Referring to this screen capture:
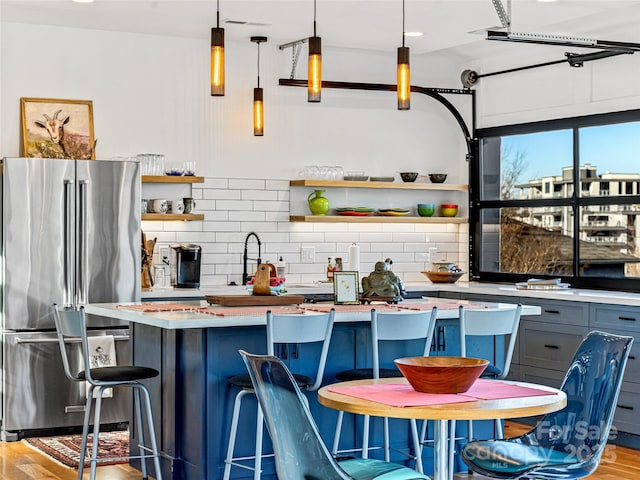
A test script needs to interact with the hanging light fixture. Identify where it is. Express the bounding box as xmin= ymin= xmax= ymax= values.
xmin=251 ymin=36 xmax=267 ymax=136
xmin=397 ymin=0 xmax=410 ymax=110
xmin=308 ymin=0 xmax=322 ymax=102
xmin=210 ymin=0 xmax=225 ymax=96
